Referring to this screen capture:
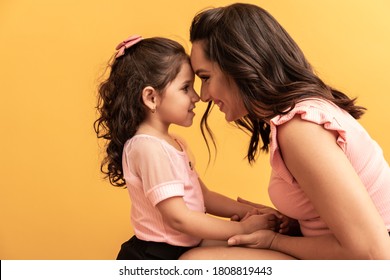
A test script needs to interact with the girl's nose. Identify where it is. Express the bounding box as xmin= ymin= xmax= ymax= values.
xmin=192 ymin=90 xmax=201 ymax=103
